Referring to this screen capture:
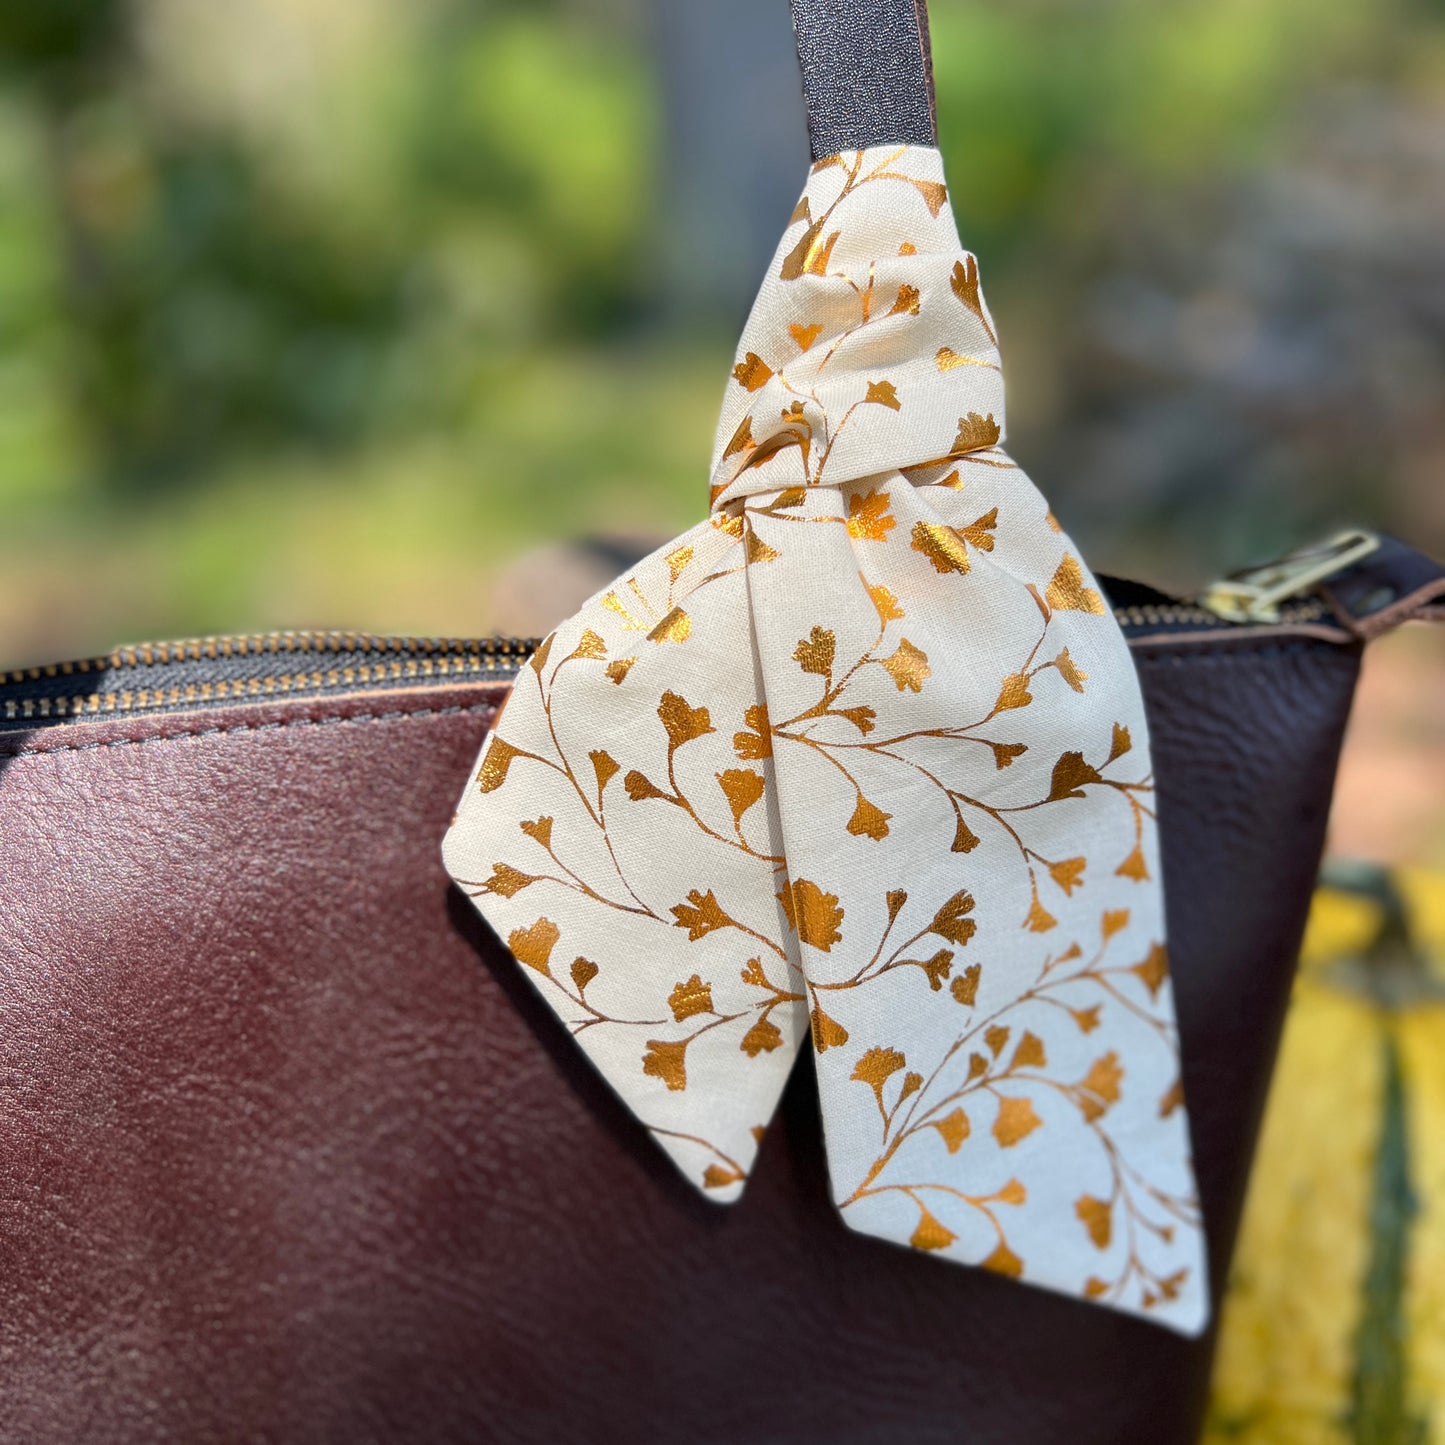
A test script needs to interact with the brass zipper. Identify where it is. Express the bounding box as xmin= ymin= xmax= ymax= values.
xmin=0 ymin=530 xmax=1370 ymax=731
